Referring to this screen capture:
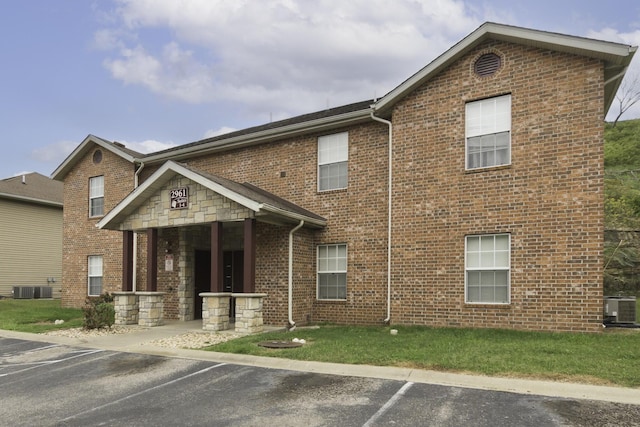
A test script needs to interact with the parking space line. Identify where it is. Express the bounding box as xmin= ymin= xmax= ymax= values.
xmin=0 ymin=349 xmax=105 ymax=377
xmin=362 ymin=381 xmax=414 ymax=427
xmin=59 ymin=362 xmax=228 ymax=423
